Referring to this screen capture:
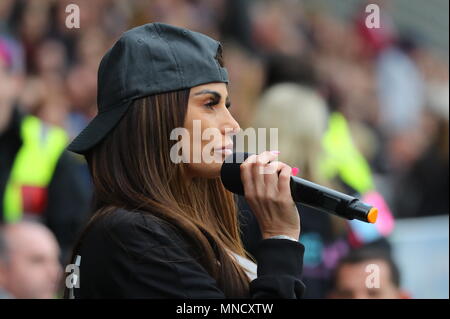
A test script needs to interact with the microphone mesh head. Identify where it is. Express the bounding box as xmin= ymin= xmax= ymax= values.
xmin=220 ymin=152 xmax=252 ymax=196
